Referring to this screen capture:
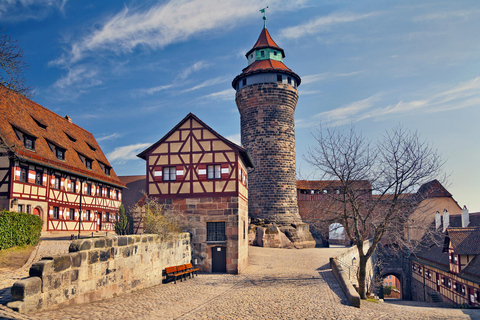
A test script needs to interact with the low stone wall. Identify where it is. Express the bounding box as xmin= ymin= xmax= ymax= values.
xmin=7 ymin=233 xmax=191 ymax=313
xmin=330 ymin=239 xmax=377 ymax=307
